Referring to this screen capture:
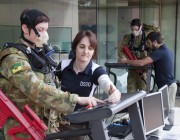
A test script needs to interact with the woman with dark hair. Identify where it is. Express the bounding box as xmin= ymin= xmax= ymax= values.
xmin=56 ymin=30 xmax=121 ymax=110
xmin=55 ymin=30 xmax=121 ymax=140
